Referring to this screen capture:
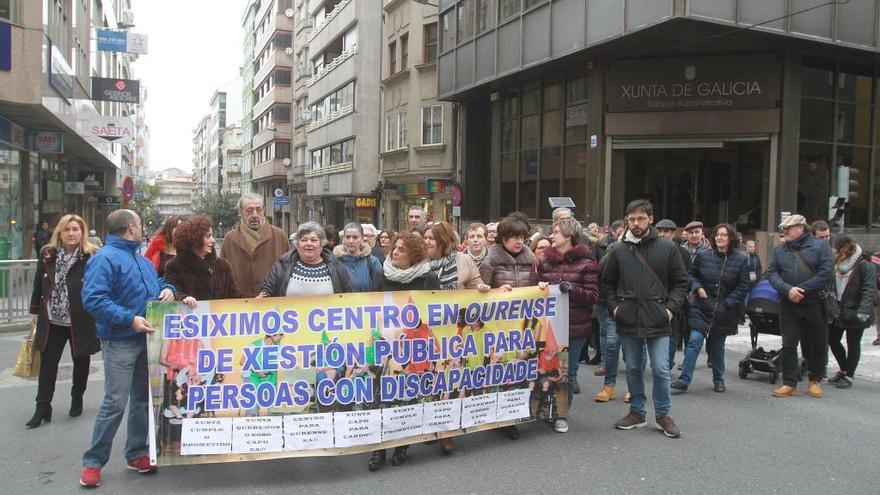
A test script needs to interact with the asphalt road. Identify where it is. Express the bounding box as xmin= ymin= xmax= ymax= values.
xmin=1 ymin=328 xmax=878 ymax=495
